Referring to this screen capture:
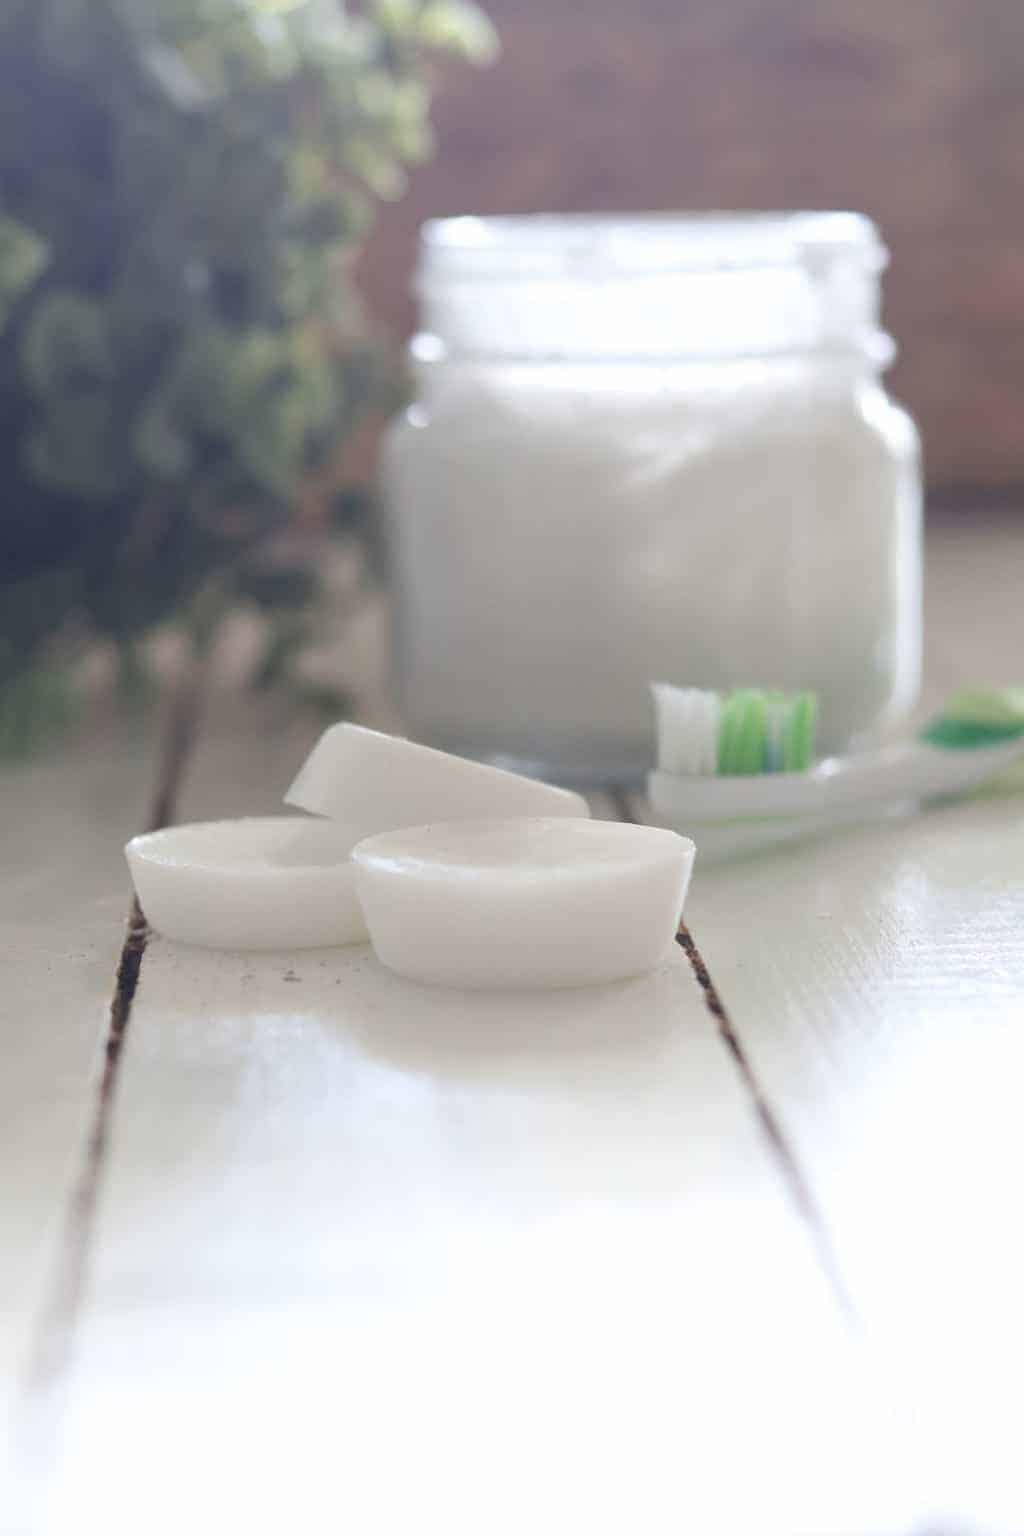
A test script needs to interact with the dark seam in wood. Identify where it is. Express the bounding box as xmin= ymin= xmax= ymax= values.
xmin=675 ymin=921 xmax=858 ymax=1325
xmin=24 ymin=899 xmax=150 ymax=1397
xmin=609 ymin=785 xmax=857 ymax=1322
xmin=21 ymin=670 xmax=203 ymax=1412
